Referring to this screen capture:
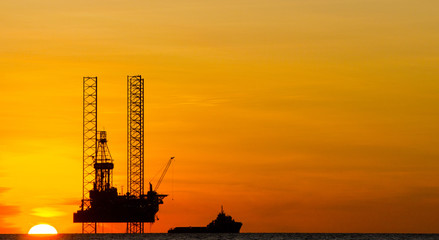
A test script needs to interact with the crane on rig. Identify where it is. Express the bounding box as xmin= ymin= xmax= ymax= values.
xmin=153 ymin=157 xmax=175 ymax=192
